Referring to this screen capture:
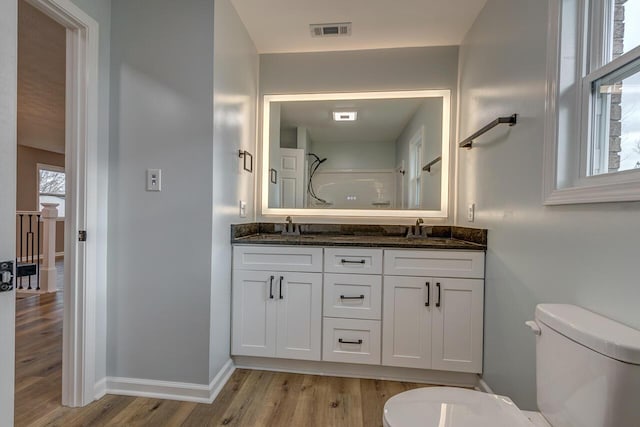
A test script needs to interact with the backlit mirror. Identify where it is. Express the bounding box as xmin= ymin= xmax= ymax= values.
xmin=262 ymin=90 xmax=450 ymax=218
